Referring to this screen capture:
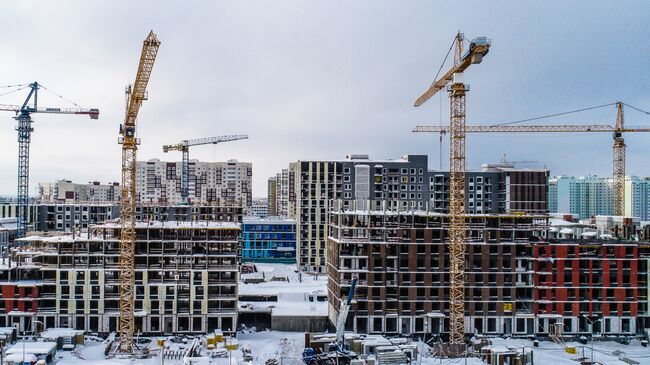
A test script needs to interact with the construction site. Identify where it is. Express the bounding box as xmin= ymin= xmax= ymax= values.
xmin=0 ymin=1 xmax=649 ymax=364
